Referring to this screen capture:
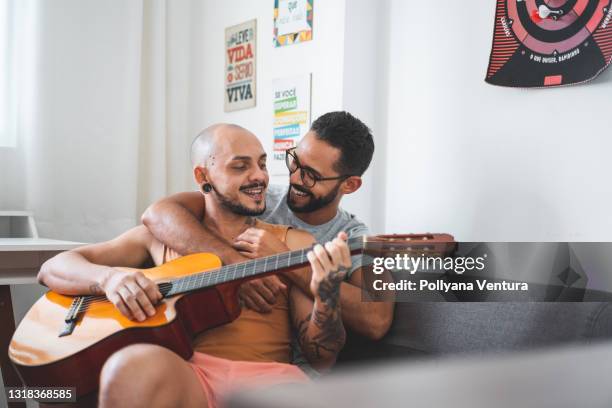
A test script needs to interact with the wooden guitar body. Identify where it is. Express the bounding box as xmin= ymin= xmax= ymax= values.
xmin=8 ymin=253 xmax=240 ymax=398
